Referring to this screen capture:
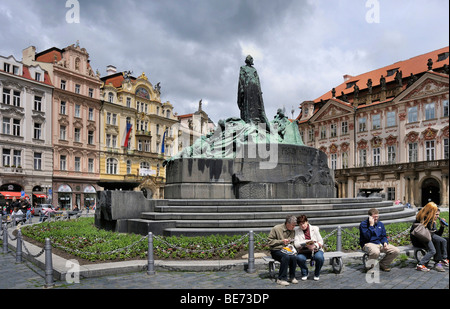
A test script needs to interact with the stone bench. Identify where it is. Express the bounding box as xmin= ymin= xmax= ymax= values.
xmin=262 ymin=251 xmax=344 ymax=278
